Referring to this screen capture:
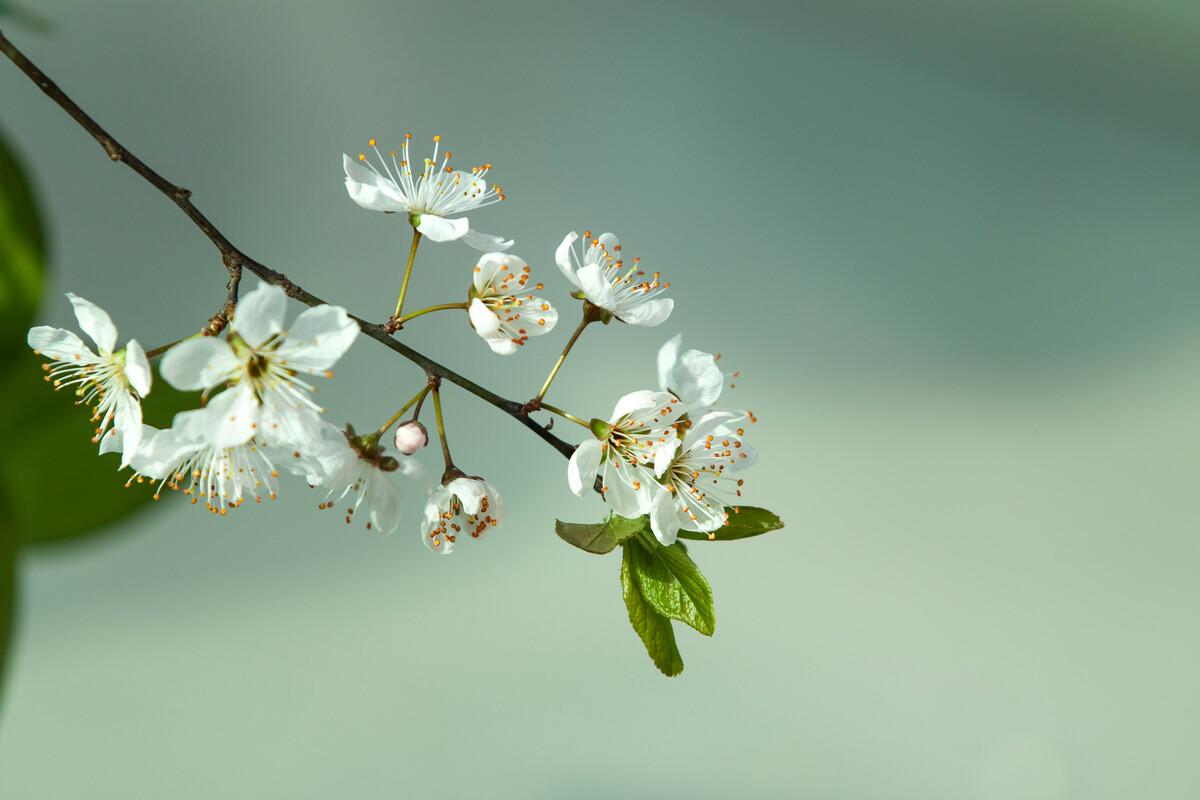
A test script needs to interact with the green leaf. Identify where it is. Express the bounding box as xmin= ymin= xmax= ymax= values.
xmin=0 ymin=351 xmax=198 ymax=546
xmin=0 ymin=125 xmax=46 ymax=368
xmin=555 ymin=513 xmax=646 ymax=554
xmin=621 ymin=545 xmax=683 ymax=677
xmin=675 ymin=506 xmax=785 ymax=542
xmin=630 ymin=532 xmax=715 ymax=636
